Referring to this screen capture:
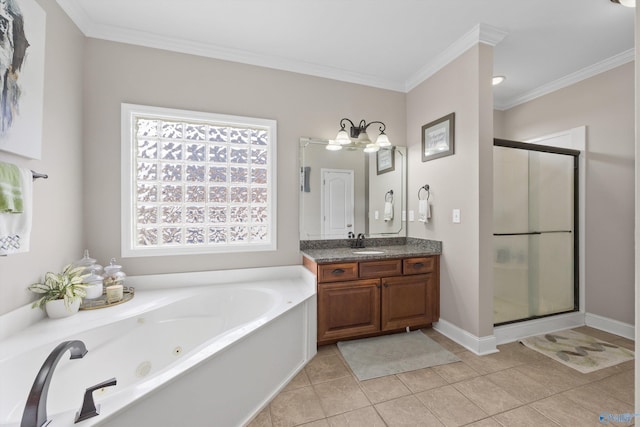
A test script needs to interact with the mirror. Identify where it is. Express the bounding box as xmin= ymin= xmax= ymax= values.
xmin=299 ymin=138 xmax=406 ymax=240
